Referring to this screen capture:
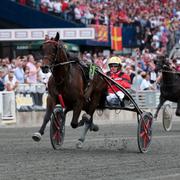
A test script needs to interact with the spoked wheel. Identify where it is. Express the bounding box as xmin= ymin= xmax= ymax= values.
xmin=50 ymin=105 xmax=65 ymax=150
xmin=137 ymin=112 xmax=153 ymax=153
xmin=162 ymin=104 xmax=173 ymax=132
